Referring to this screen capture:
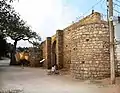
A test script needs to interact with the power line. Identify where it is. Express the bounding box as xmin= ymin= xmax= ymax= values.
xmin=100 ymin=0 xmax=109 ymax=20
xmin=82 ymin=0 xmax=104 ymax=17
xmin=113 ymin=2 xmax=120 ymax=8
xmin=113 ymin=1 xmax=120 ymax=15
xmin=114 ymin=9 xmax=120 ymax=14
xmin=115 ymin=0 xmax=120 ymax=3
xmin=72 ymin=0 xmax=104 ymax=23
xmin=100 ymin=0 xmax=106 ymax=11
